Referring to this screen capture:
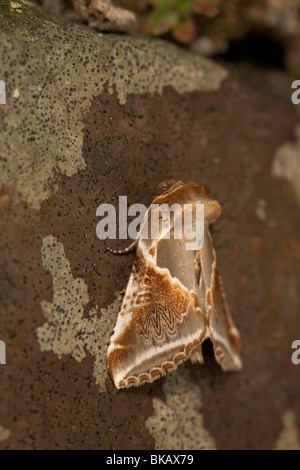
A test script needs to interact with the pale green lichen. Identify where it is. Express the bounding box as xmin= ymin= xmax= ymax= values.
xmin=0 ymin=425 xmax=10 ymax=442
xmin=0 ymin=2 xmax=227 ymax=209
xmin=36 ymin=235 xmax=122 ymax=391
xmin=272 ymin=124 xmax=300 ymax=206
xmin=275 ymin=410 xmax=300 ymax=450
xmin=146 ymin=369 xmax=217 ymax=450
